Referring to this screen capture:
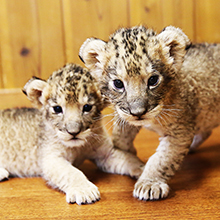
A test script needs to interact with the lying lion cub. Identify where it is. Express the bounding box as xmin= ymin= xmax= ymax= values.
xmin=0 ymin=63 xmax=144 ymax=205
